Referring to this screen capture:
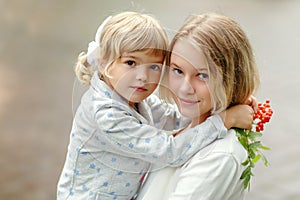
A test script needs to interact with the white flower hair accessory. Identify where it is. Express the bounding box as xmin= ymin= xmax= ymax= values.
xmin=86 ymin=16 xmax=112 ymax=67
